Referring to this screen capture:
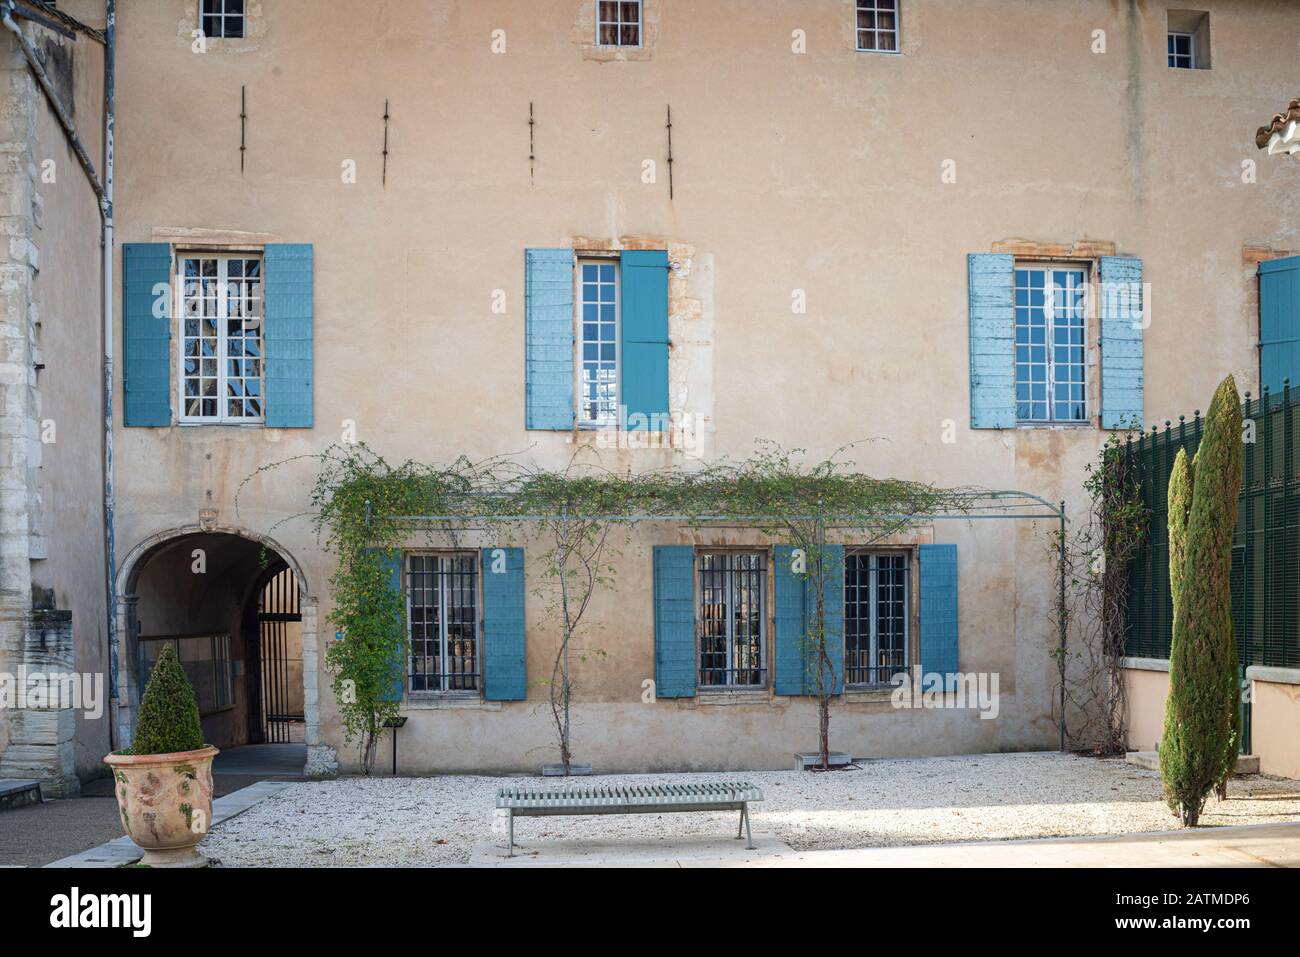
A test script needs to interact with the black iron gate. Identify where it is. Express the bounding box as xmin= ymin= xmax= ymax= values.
xmin=258 ymin=567 xmax=303 ymax=743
